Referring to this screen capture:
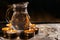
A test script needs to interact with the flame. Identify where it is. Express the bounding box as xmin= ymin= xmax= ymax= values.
xmin=24 ymin=29 xmax=34 ymax=33
xmin=29 ymin=23 xmax=36 ymax=29
xmin=2 ymin=27 xmax=10 ymax=31
xmin=6 ymin=23 xmax=12 ymax=27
